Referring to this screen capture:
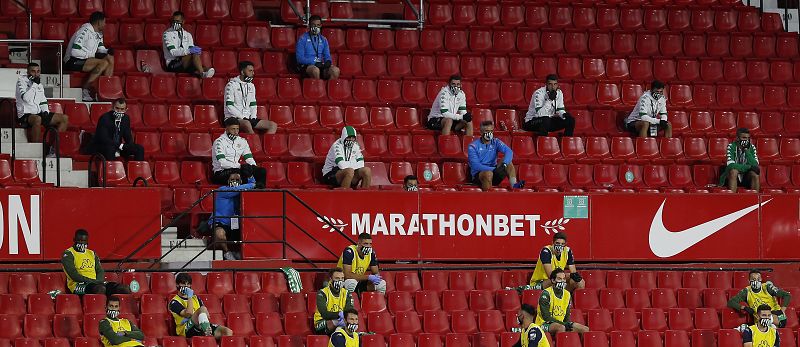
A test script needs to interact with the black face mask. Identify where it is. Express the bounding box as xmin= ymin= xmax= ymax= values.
xmin=547 ymin=89 xmax=557 ymax=101
xmin=242 ymin=75 xmax=253 ymax=83
xmin=106 ymin=309 xmax=119 ymax=319
xmin=739 ymin=139 xmax=750 ymax=147
xmin=227 ymin=133 xmax=237 ymax=141
xmin=74 ymin=243 xmax=87 ymax=252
